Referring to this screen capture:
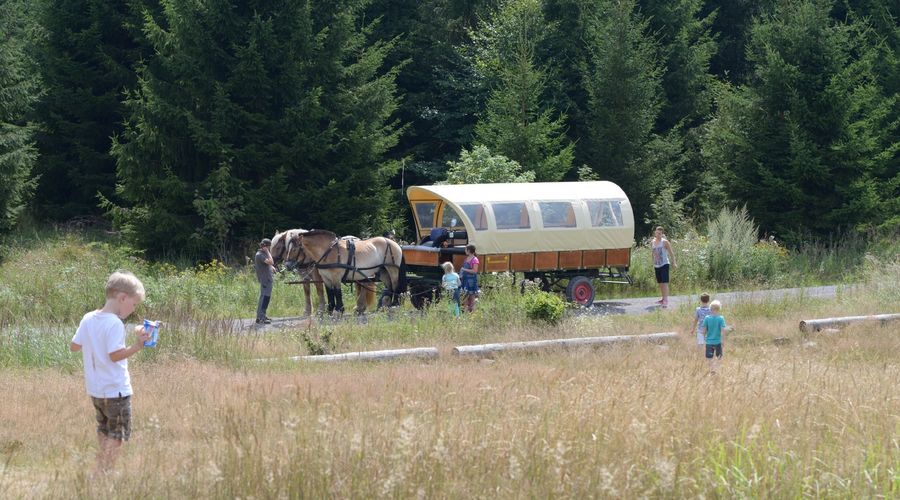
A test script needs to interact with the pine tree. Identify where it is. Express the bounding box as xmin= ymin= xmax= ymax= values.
xmin=472 ymin=0 xmax=574 ymax=182
xmin=365 ymin=0 xmax=495 ymax=187
xmin=108 ymin=0 xmax=404 ymax=257
xmin=640 ymin=0 xmax=719 ymax=222
xmin=0 ymin=0 xmax=40 ymax=232
xmin=580 ymin=0 xmax=665 ymax=223
xmin=33 ymin=0 xmax=150 ymax=220
xmin=703 ymin=0 xmax=899 ymax=240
